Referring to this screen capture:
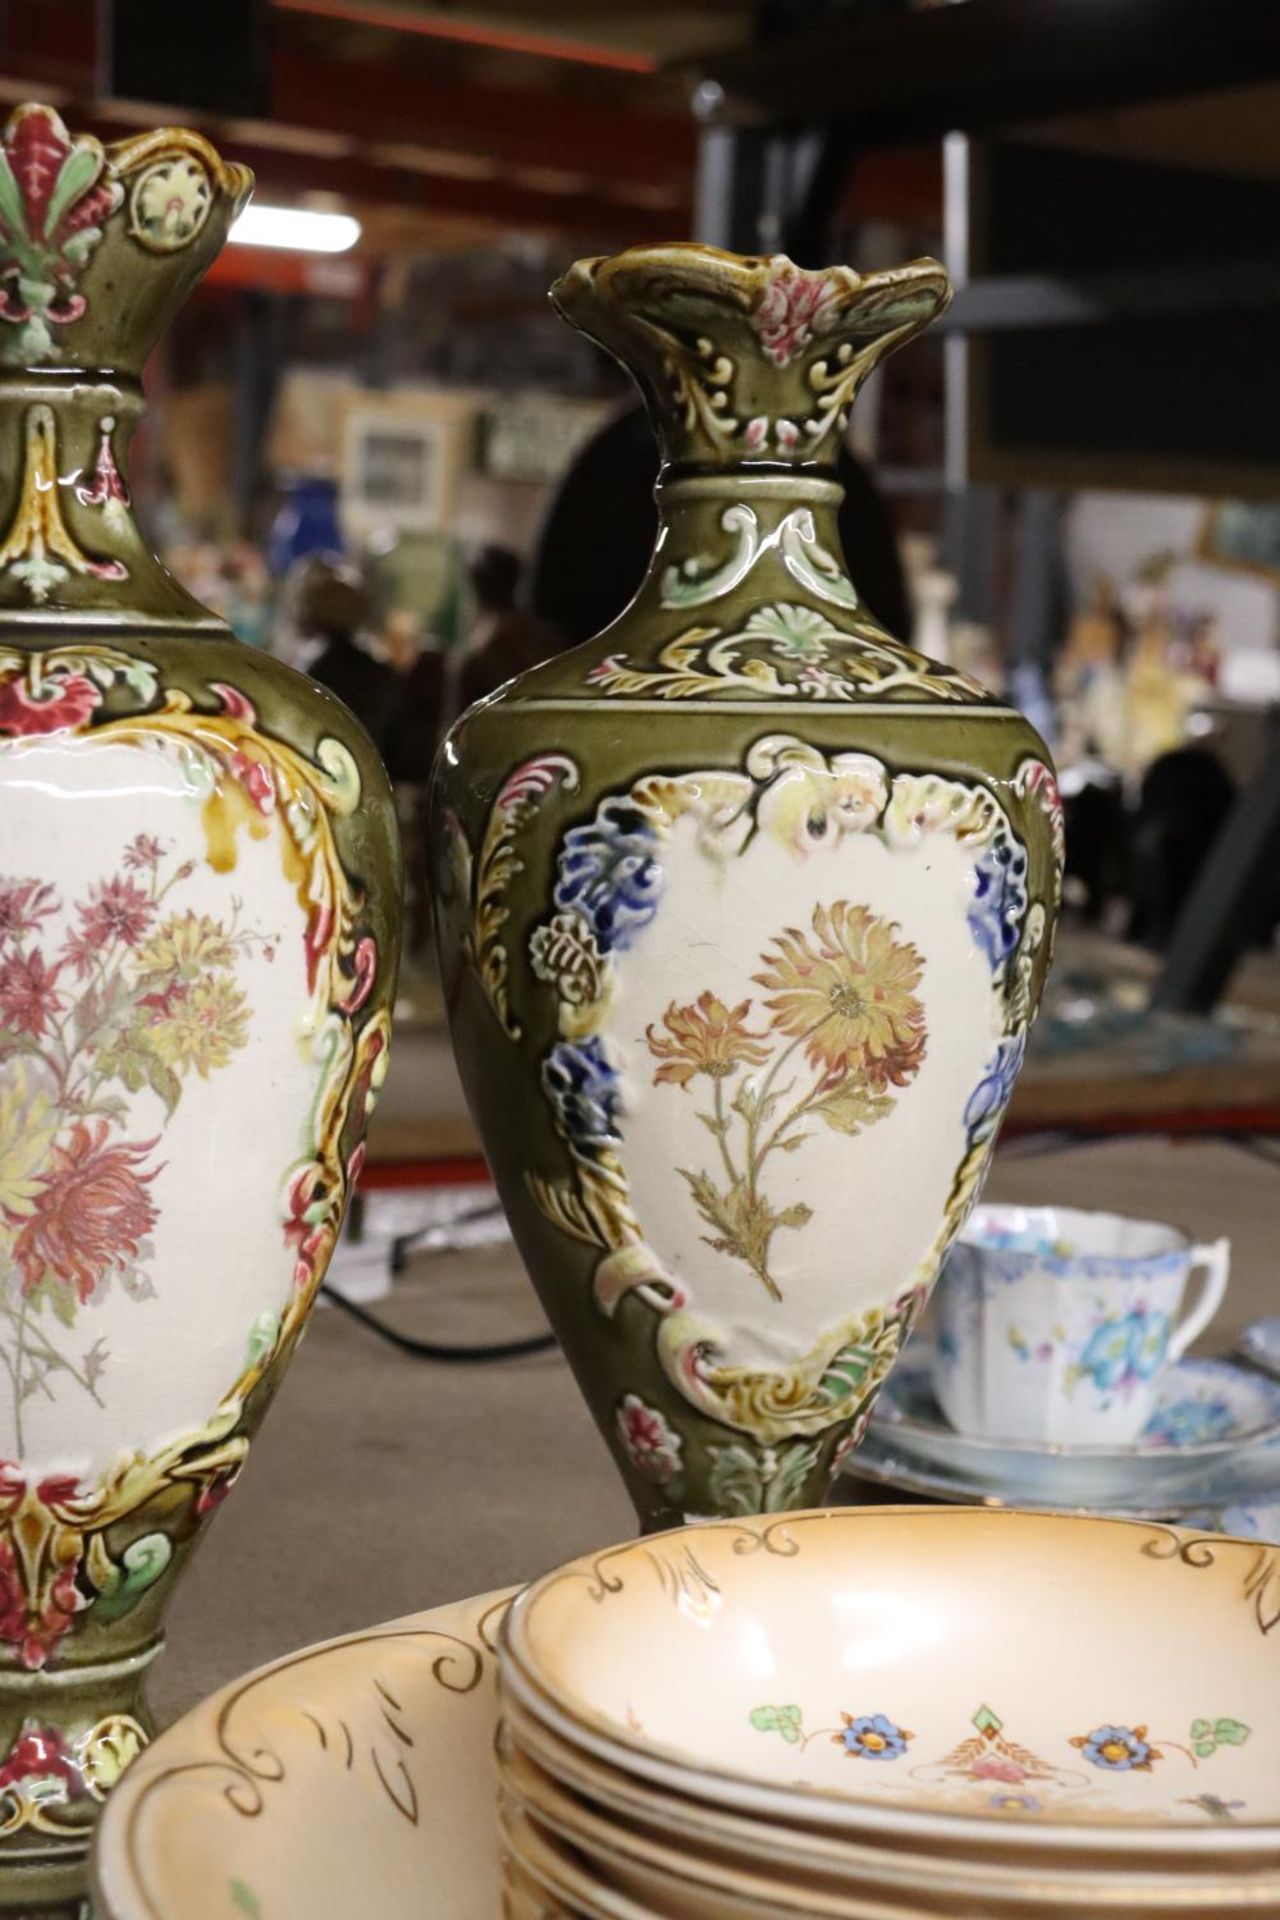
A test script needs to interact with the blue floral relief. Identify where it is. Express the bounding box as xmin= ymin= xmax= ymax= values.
xmin=969 ymin=833 xmax=1028 ymax=972
xmin=964 ymin=1033 xmax=1026 ymax=1148
xmin=554 ymin=799 xmax=663 ymax=954
xmin=542 ymin=1036 xmax=622 ymax=1148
